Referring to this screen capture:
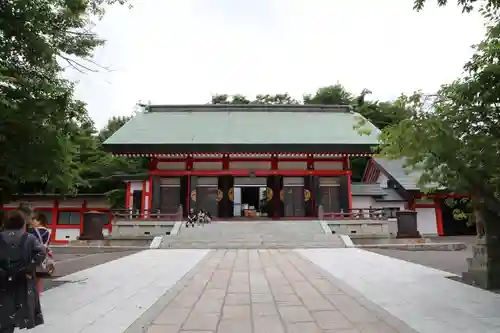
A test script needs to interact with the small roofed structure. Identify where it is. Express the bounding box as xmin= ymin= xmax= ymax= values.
xmin=363 ymin=156 xmax=472 ymax=237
